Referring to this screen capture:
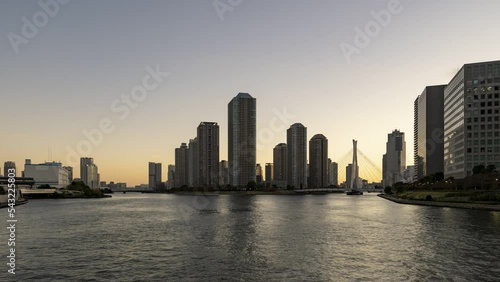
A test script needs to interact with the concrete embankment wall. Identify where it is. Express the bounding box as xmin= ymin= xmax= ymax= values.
xmin=378 ymin=194 xmax=500 ymax=211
